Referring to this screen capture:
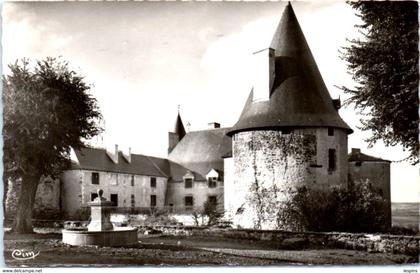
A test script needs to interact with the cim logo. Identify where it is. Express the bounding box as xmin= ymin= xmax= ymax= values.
xmin=11 ymin=249 xmax=40 ymax=260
